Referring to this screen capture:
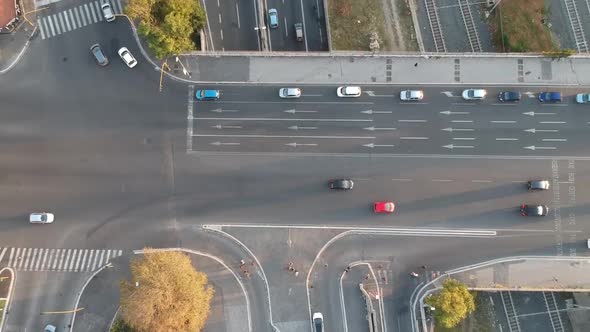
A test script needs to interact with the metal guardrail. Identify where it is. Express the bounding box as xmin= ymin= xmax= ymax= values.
xmin=359 ymin=283 xmax=378 ymax=332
